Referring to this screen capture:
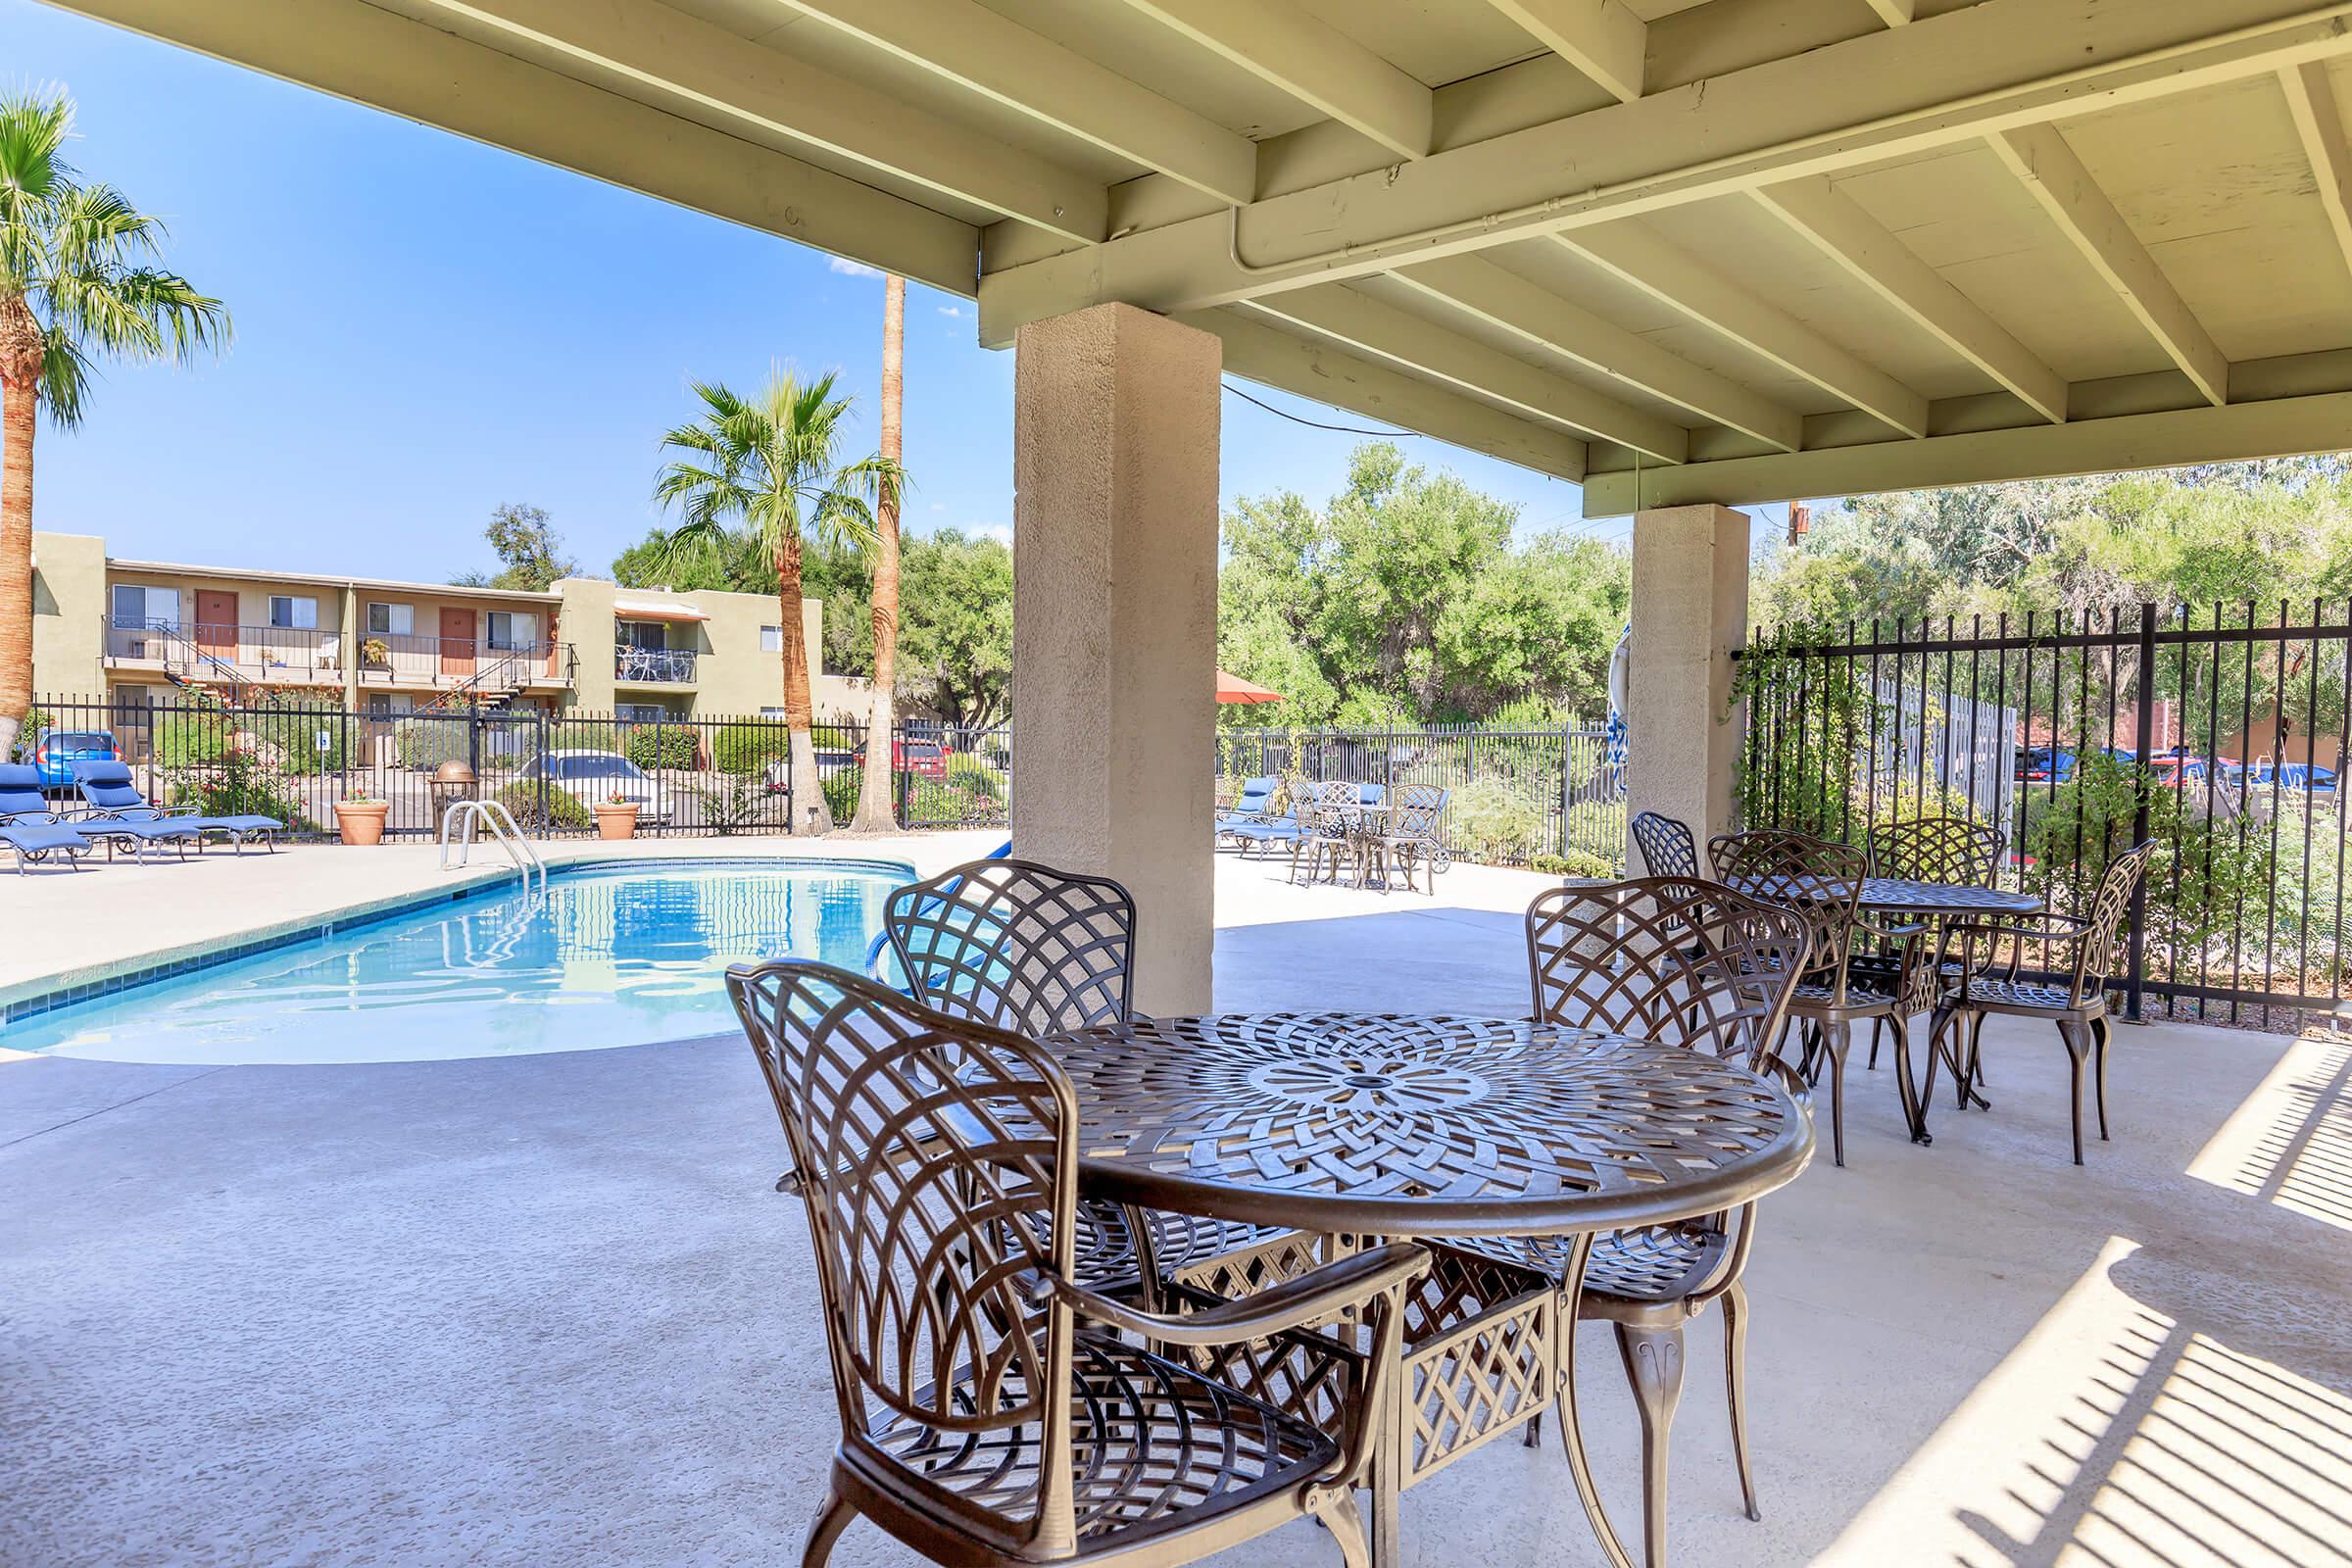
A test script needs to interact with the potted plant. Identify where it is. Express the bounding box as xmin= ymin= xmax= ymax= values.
xmin=361 ymin=635 xmax=390 ymax=668
xmin=334 ymin=789 xmax=390 ymax=847
xmin=592 ymin=791 xmax=641 ymax=841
